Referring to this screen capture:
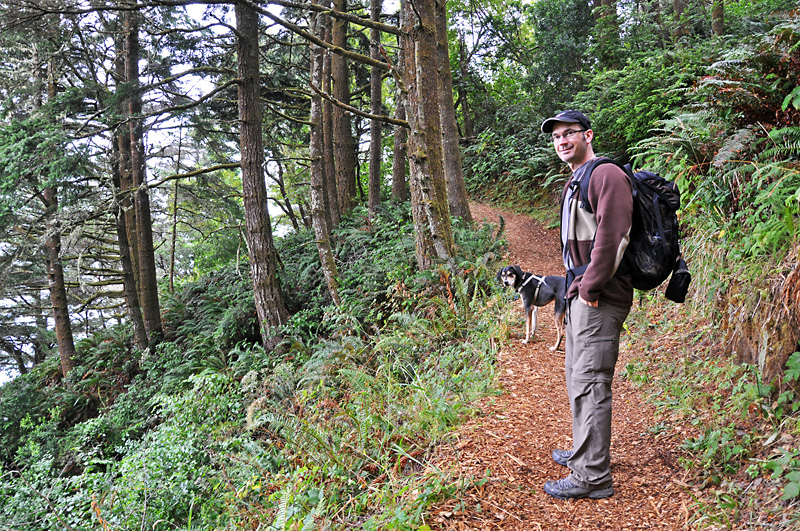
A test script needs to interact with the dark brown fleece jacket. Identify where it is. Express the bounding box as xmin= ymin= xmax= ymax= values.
xmin=561 ymin=160 xmax=634 ymax=307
